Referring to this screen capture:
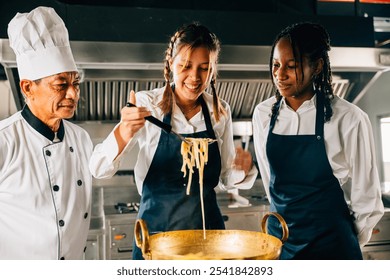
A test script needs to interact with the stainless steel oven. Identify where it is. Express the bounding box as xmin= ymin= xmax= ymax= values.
xmin=362 ymin=210 xmax=390 ymax=260
xmin=104 ymin=205 xmax=138 ymax=260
